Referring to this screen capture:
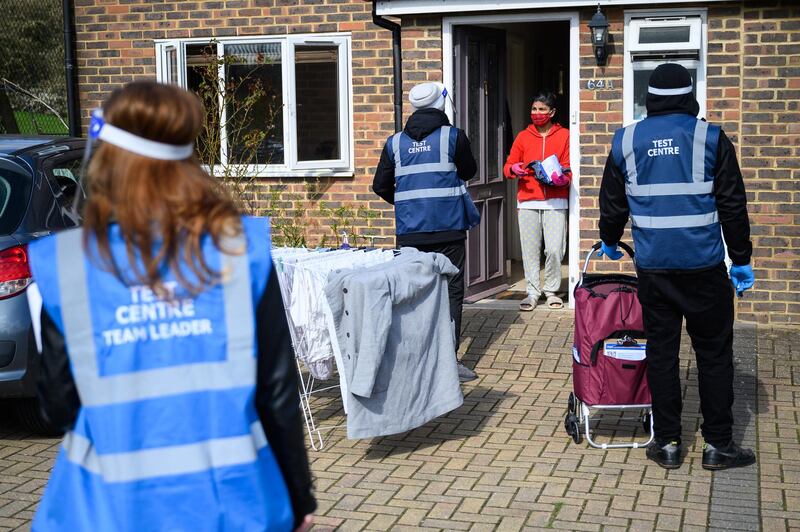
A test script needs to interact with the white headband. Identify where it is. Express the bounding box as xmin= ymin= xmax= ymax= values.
xmin=89 ymin=109 xmax=195 ymax=161
xmin=647 ymin=84 xmax=693 ymax=96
